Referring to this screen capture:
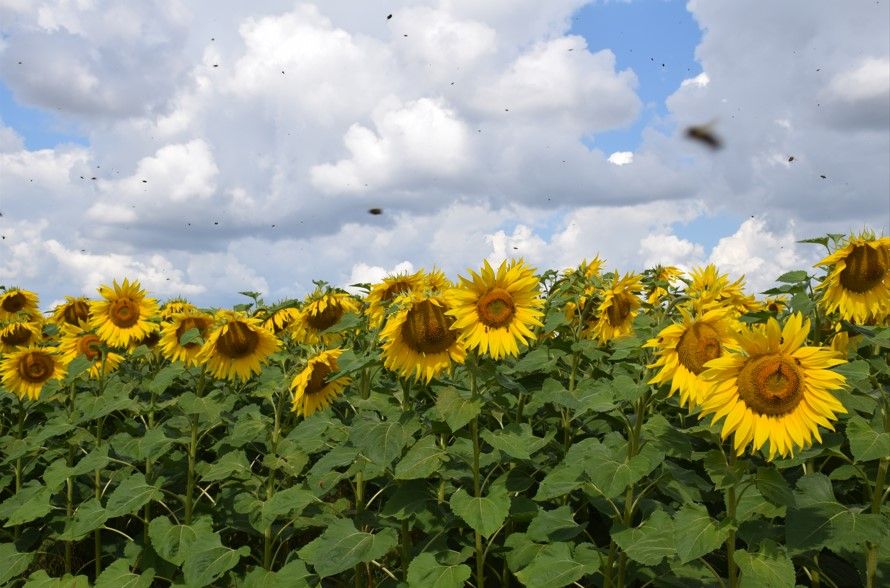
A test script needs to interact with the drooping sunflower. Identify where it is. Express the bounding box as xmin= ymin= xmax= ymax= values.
xmin=424 ymin=268 xmax=451 ymax=293
xmin=159 ymin=311 xmax=214 ymax=366
xmin=90 ymin=279 xmax=160 ymax=348
xmin=259 ymin=306 xmax=301 ymax=335
xmin=160 ymin=298 xmax=198 ymax=321
xmin=196 ymin=311 xmax=280 ymax=381
xmin=686 ymin=265 xmax=758 ymax=315
xmin=380 ymin=291 xmax=466 ymax=381
xmin=699 ymin=313 xmax=847 ymax=460
xmin=290 ymin=348 xmax=351 ymax=417
xmin=366 ymin=271 xmax=426 ymax=329
xmin=815 ymin=232 xmax=889 ymax=324
xmin=446 ymin=259 xmax=544 ymax=359
xmin=59 ymin=323 xmax=124 ymax=378
xmin=592 ymin=273 xmax=643 ymax=343
xmin=646 ymin=265 xmax=683 ymax=305
xmin=52 ymin=296 xmax=92 ymax=327
xmin=0 ymin=317 xmax=44 ymax=353
xmin=291 ymin=290 xmax=361 ymax=345
xmin=645 ymin=304 xmax=735 ymax=409
xmin=0 ymin=288 xmax=39 ymax=321
xmin=1 ymin=346 xmax=66 ymax=400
